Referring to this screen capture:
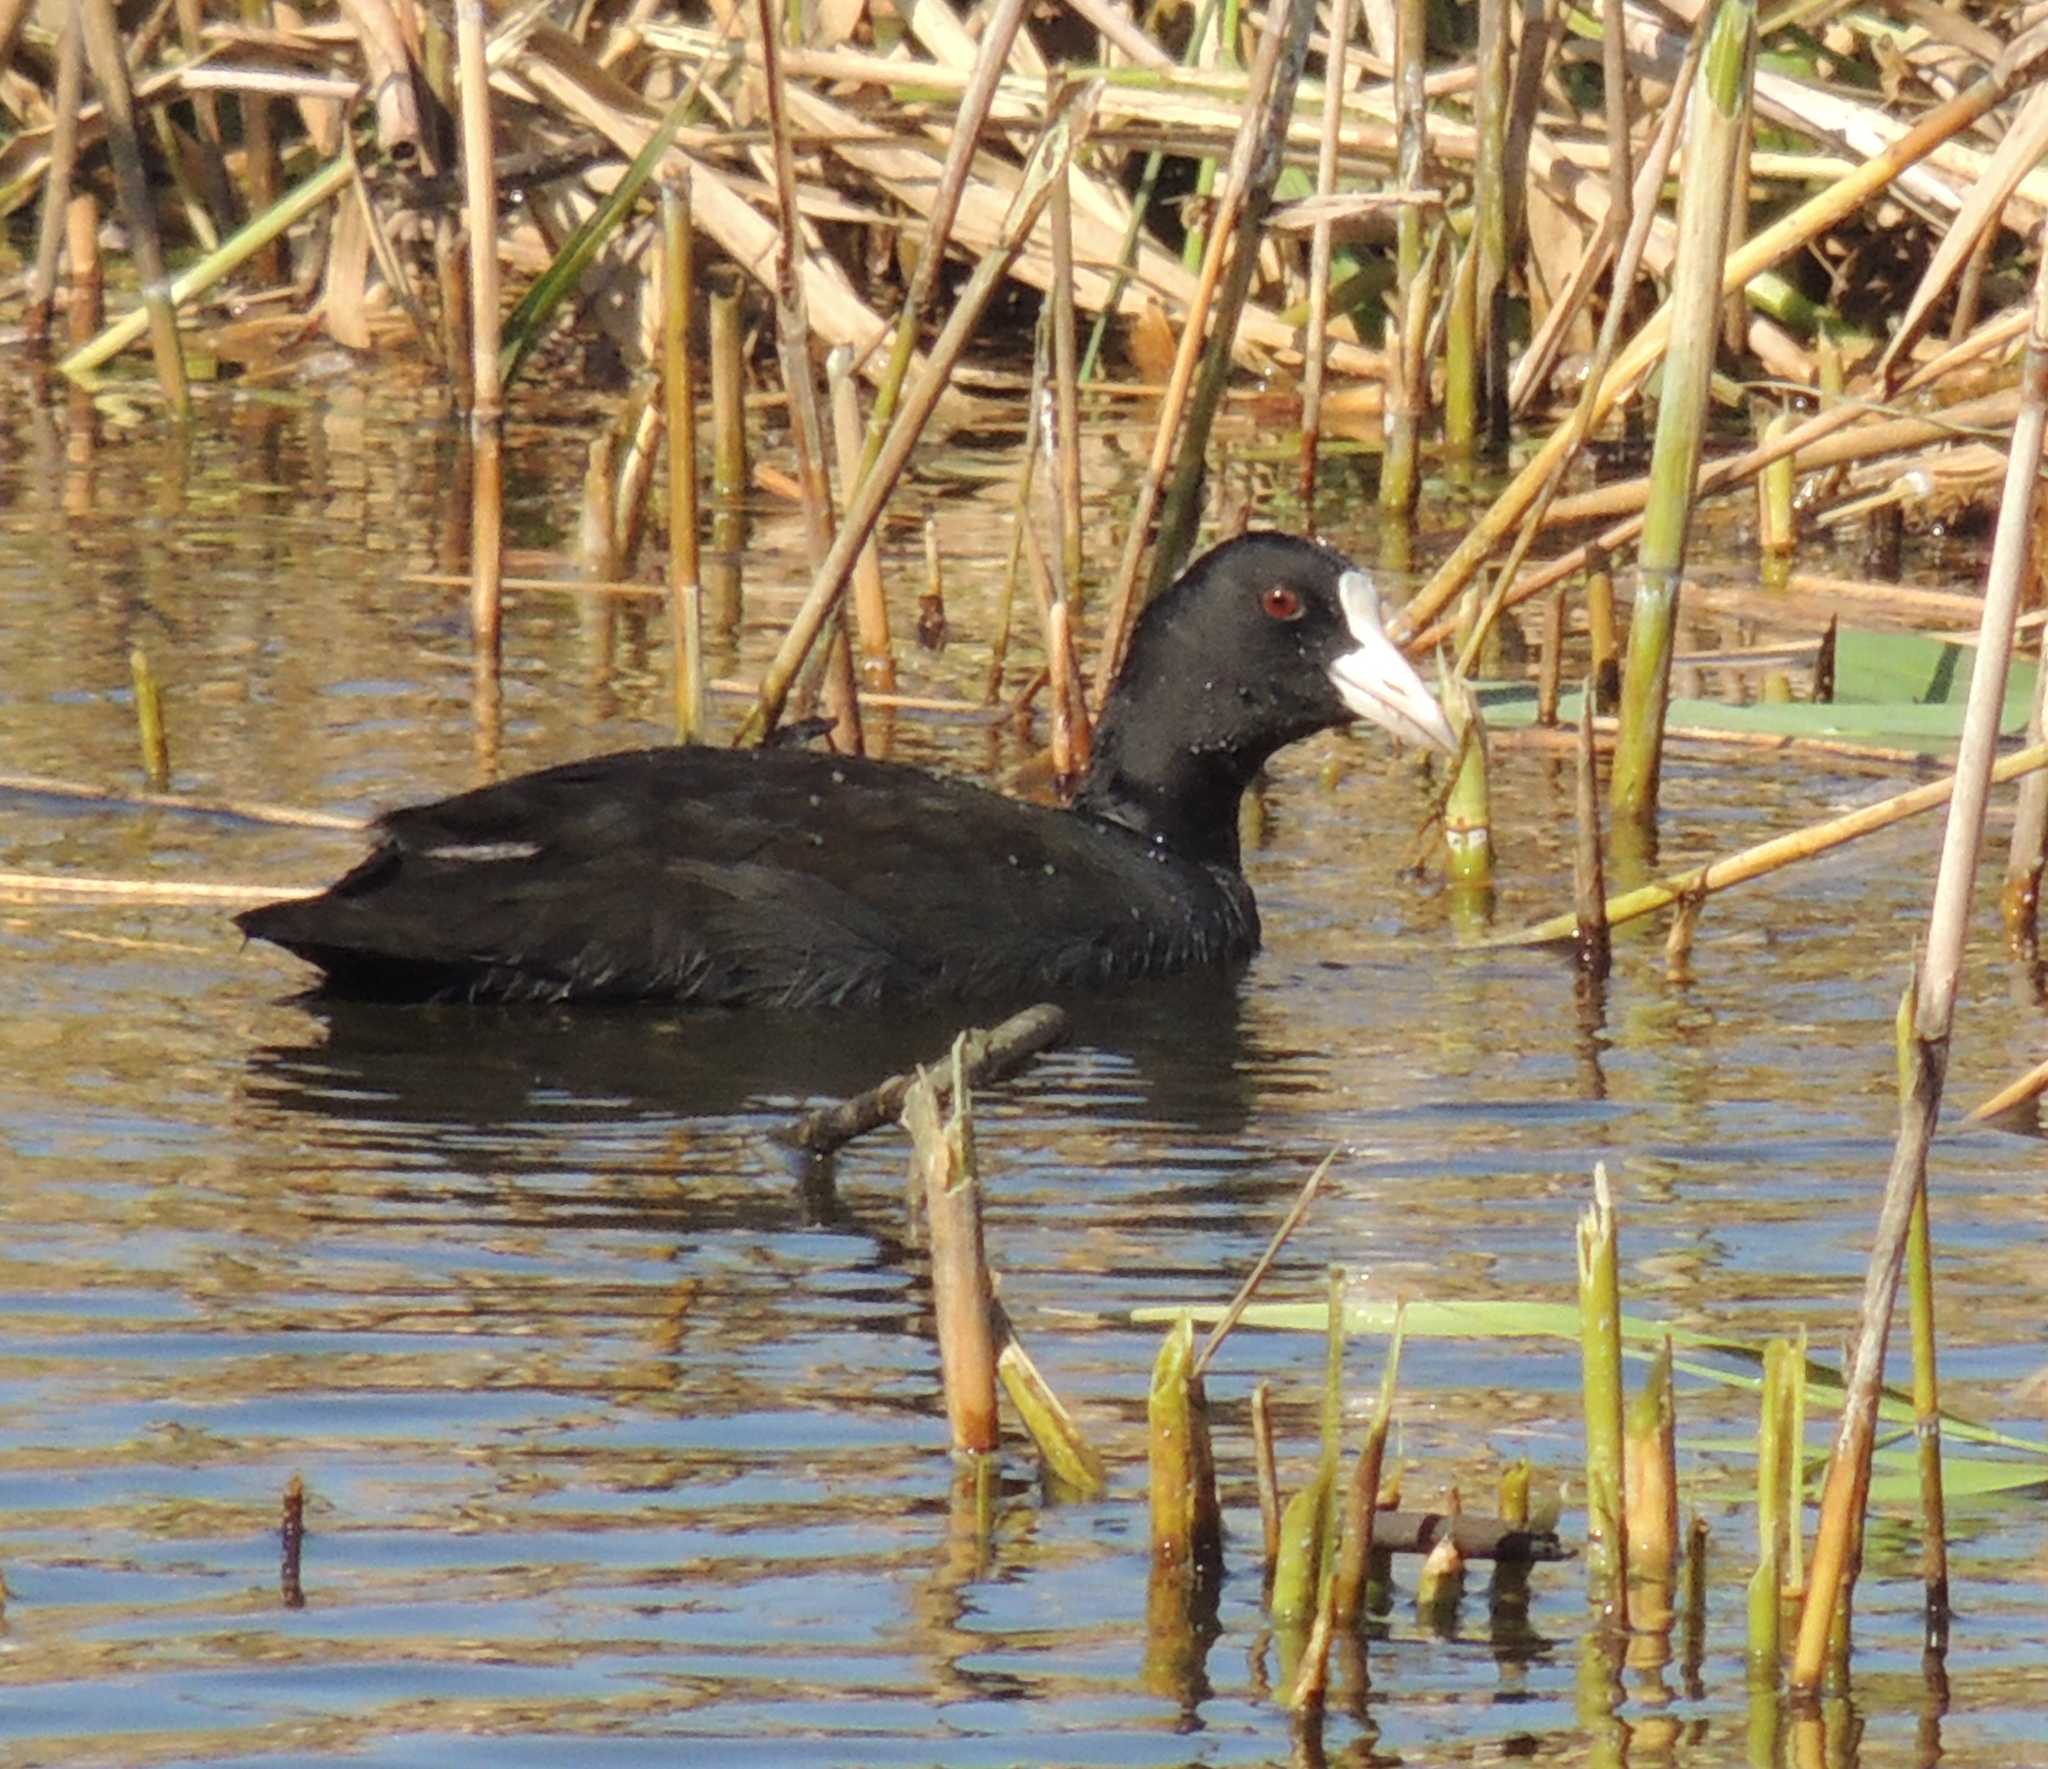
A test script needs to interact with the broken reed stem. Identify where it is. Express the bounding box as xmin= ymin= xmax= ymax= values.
xmin=1377 ymin=0 xmax=1426 ymax=518
xmin=1903 ymin=991 xmax=1950 ymax=1650
xmin=1148 ymin=1314 xmax=1222 ymax=1582
xmin=128 ymin=648 xmax=169 ymax=789
xmin=65 ymin=152 xmax=354 ymax=381
xmin=1094 ymin=0 xmax=1313 ymax=700
xmin=753 ymin=0 xmax=833 ymax=570
xmin=752 ymin=0 xmax=860 ymax=758
xmin=1791 ymin=233 xmax=2048 ymax=1695
xmin=1600 ymin=0 xmax=1634 ymax=309
xmin=1609 ymin=0 xmax=1755 ymax=832
xmin=1750 ymin=1337 xmax=1792 ymax=1681
xmin=1286 ymin=1267 xmax=1350 ymax=1711
xmin=469 ymin=428 xmax=506 ymax=756
xmin=454 ymin=0 xmax=501 ymax=424
xmin=1758 ymin=408 xmax=1798 ymax=555
xmin=24 ymin=0 xmax=84 ymax=342
xmin=1047 ymin=77 xmax=1084 ymax=598
xmin=1624 ymin=1338 xmax=1679 ymax=1592
xmin=238 ymin=0 xmax=284 ymax=286
xmin=1572 ymin=684 xmax=1611 ymax=975
xmin=1446 ymin=13 xmax=1703 ymax=683
xmin=2003 ymin=619 xmax=2048 ymax=971
xmin=64 ymin=194 xmax=102 ymax=352
xmin=280 ymin=1474 xmax=305 ymax=1609
xmin=860 ymin=0 xmax=1033 ymax=472
xmin=1577 ymin=1163 xmax=1629 ymax=1625
xmin=611 ymin=390 xmax=663 ymax=569
xmin=76 ymin=0 xmax=187 ymax=411
xmin=828 ymin=347 xmax=895 ymax=691
xmin=1252 ymin=1380 xmax=1282 ymax=1582
xmin=1537 ymin=584 xmax=1565 ymax=725
xmin=1489 ymin=740 xmax=2048 ymax=950
xmin=709 ymin=279 xmax=748 ymax=499
xmin=1332 ymin=1308 xmax=1405 ymax=1624
xmin=662 ymin=174 xmax=705 ymax=742
xmin=1193 ymin=1149 xmax=1339 ymax=1380
xmin=1470 ymin=0 xmax=1509 ymax=456
xmin=1300 ymin=0 xmax=1358 ymax=521
xmin=1023 ymin=523 xmax=1091 ymax=781
xmin=736 ymin=95 xmax=1089 ymax=745
xmin=1442 ymin=682 xmax=1493 ymax=898
xmin=1147 ymin=0 xmax=1318 ymax=606
xmin=993 ymin=1299 xmax=1107 ymax=1496
xmin=906 ymin=1039 xmax=1000 ymax=1456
